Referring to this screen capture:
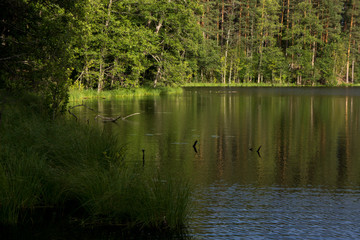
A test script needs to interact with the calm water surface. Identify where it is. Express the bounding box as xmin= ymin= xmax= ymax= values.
xmin=73 ymin=87 xmax=360 ymax=239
